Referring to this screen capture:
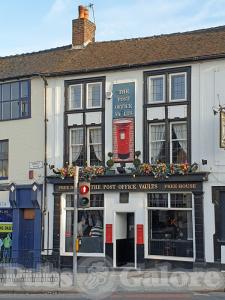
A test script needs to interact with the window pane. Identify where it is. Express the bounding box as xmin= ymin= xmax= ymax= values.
xmin=148 ymin=193 xmax=168 ymax=207
xmin=2 ymin=102 xmax=11 ymax=120
xmin=150 ymin=124 xmax=166 ymax=163
xmin=149 ymin=77 xmax=164 ymax=102
xmin=11 ymin=101 xmax=20 ymax=119
xmin=89 ymin=128 xmax=102 ymax=165
xmin=65 ymin=210 xmax=74 ymax=252
xmin=90 ymin=194 xmax=104 ymax=207
xmin=70 ymin=85 xmax=82 ymax=109
xmin=2 ymin=84 xmax=10 ymax=101
xmin=66 ymin=194 xmax=74 ymax=208
xmin=171 ymin=123 xmax=187 ymax=163
xmin=171 ymin=74 xmax=185 ymax=100
xmin=11 ymin=82 xmax=19 ymax=100
xmin=148 ymin=210 xmax=193 ymax=257
xmin=71 ymin=128 xmax=84 ymax=166
xmin=21 ymin=100 xmax=29 ymax=117
xmin=77 ymin=210 xmax=104 ymax=253
xmin=88 ymin=83 xmax=101 ymax=108
xmin=0 ymin=141 xmax=8 ymax=178
xmin=170 ymin=194 xmax=192 ymax=208
xmin=21 ymin=81 xmax=29 ymax=98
